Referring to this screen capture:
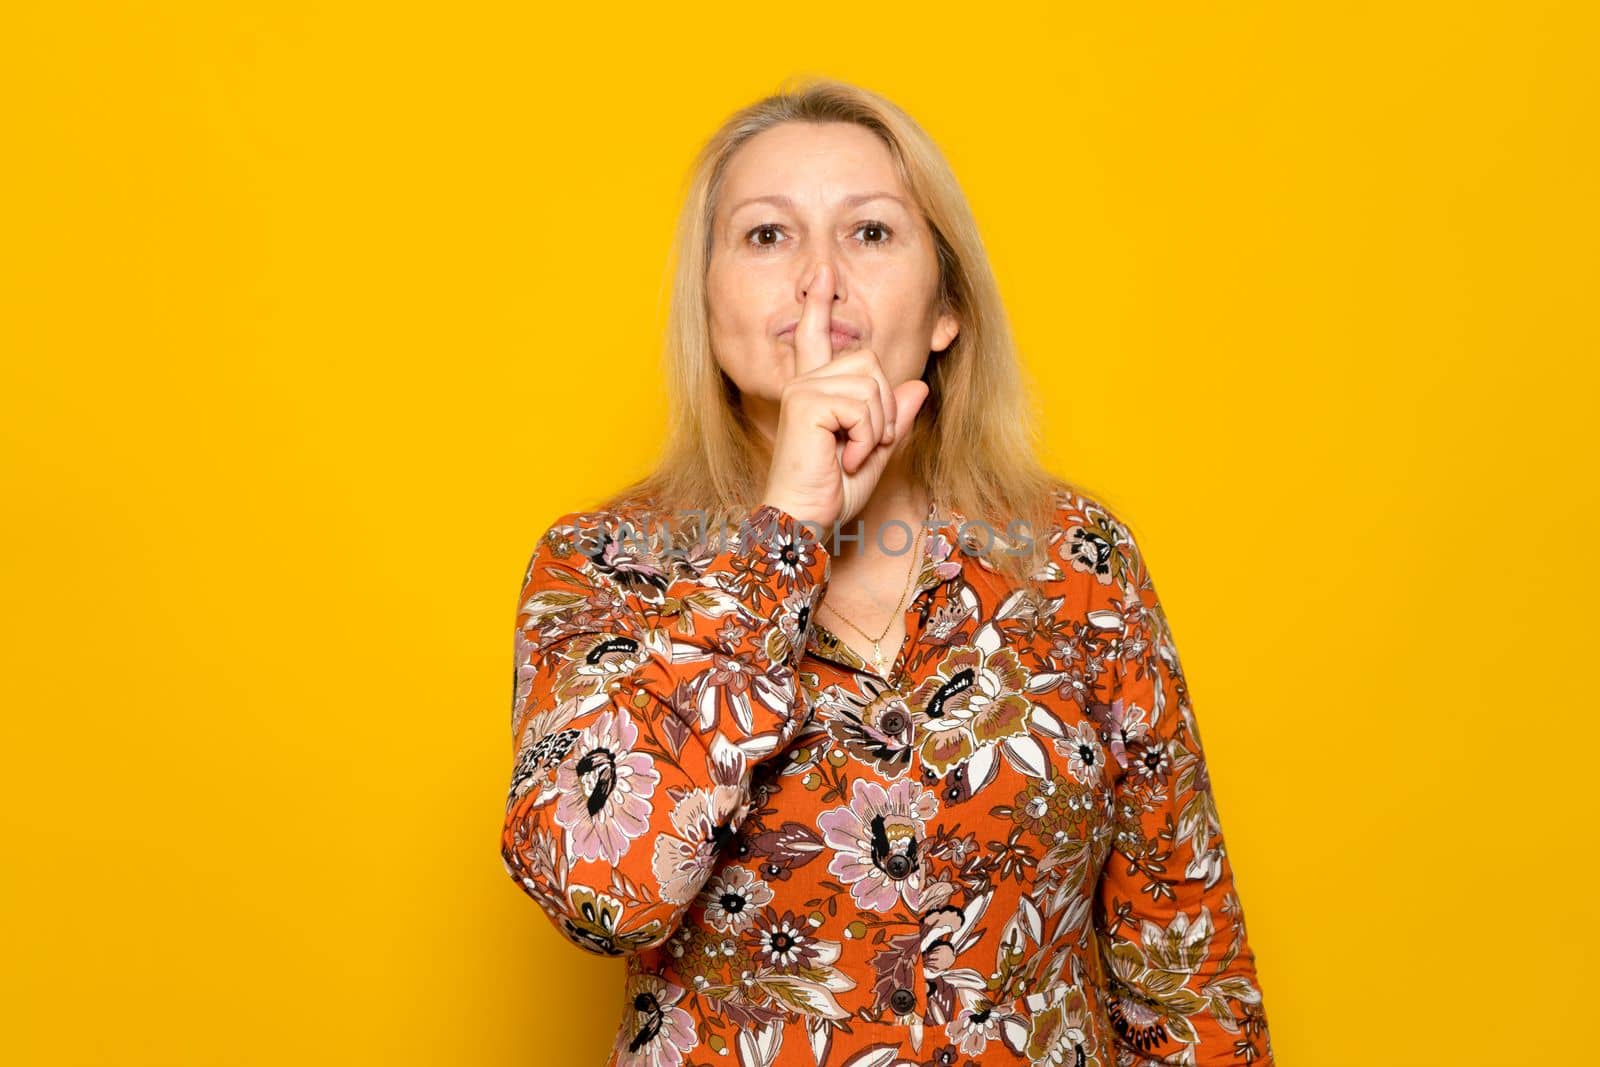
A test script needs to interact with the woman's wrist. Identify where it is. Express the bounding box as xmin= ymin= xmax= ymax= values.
xmin=759 ymin=495 xmax=831 ymax=531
